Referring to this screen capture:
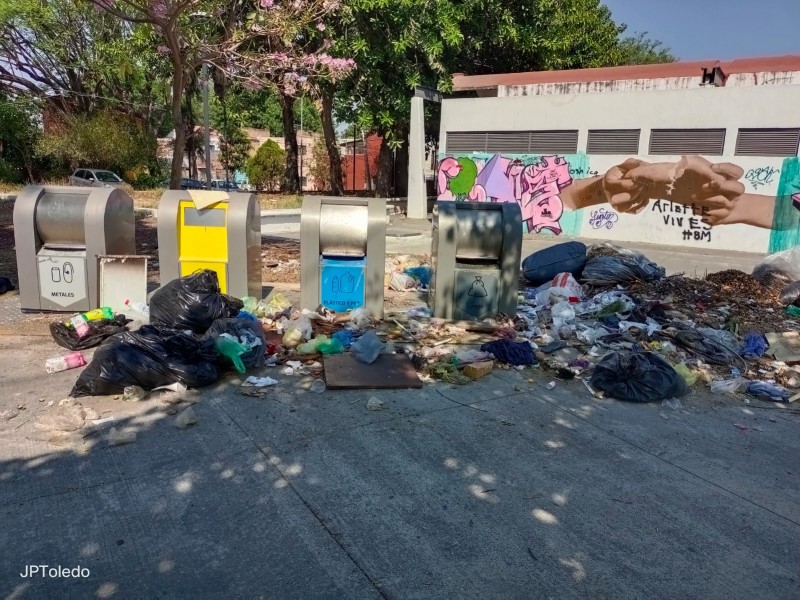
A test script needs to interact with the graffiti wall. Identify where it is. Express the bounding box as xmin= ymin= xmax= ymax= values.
xmin=436 ymin=153 xmax=800 ymax=253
